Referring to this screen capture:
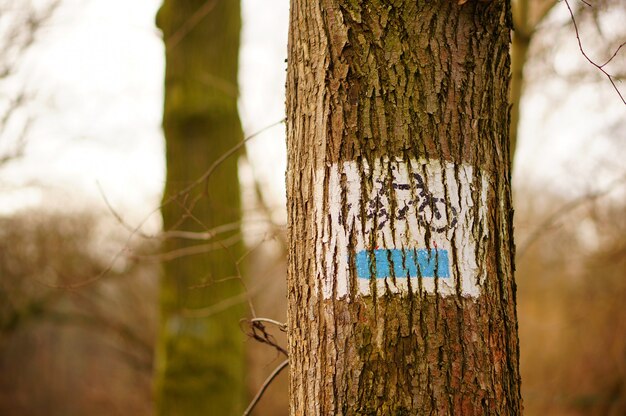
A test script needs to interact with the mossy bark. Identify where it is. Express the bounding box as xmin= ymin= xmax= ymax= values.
xmin=154 ymin=1 xmax=246 ymax=415
xmin=286 ymin=0 xmax=521 ymax=414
